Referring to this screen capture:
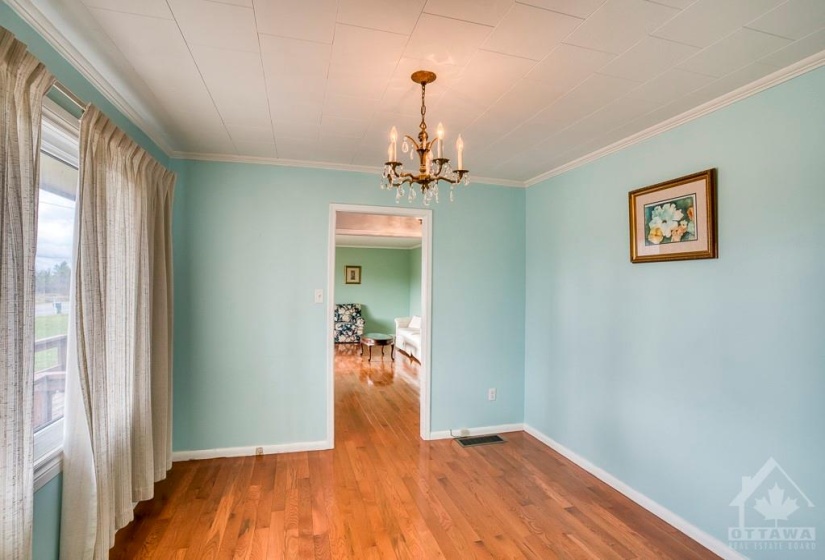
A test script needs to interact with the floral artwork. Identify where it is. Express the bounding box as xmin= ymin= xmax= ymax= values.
xmin=629 ymin=169 xmax=717 ymax=263
xmin=644 ymin=195 xmax=697 ymax=246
